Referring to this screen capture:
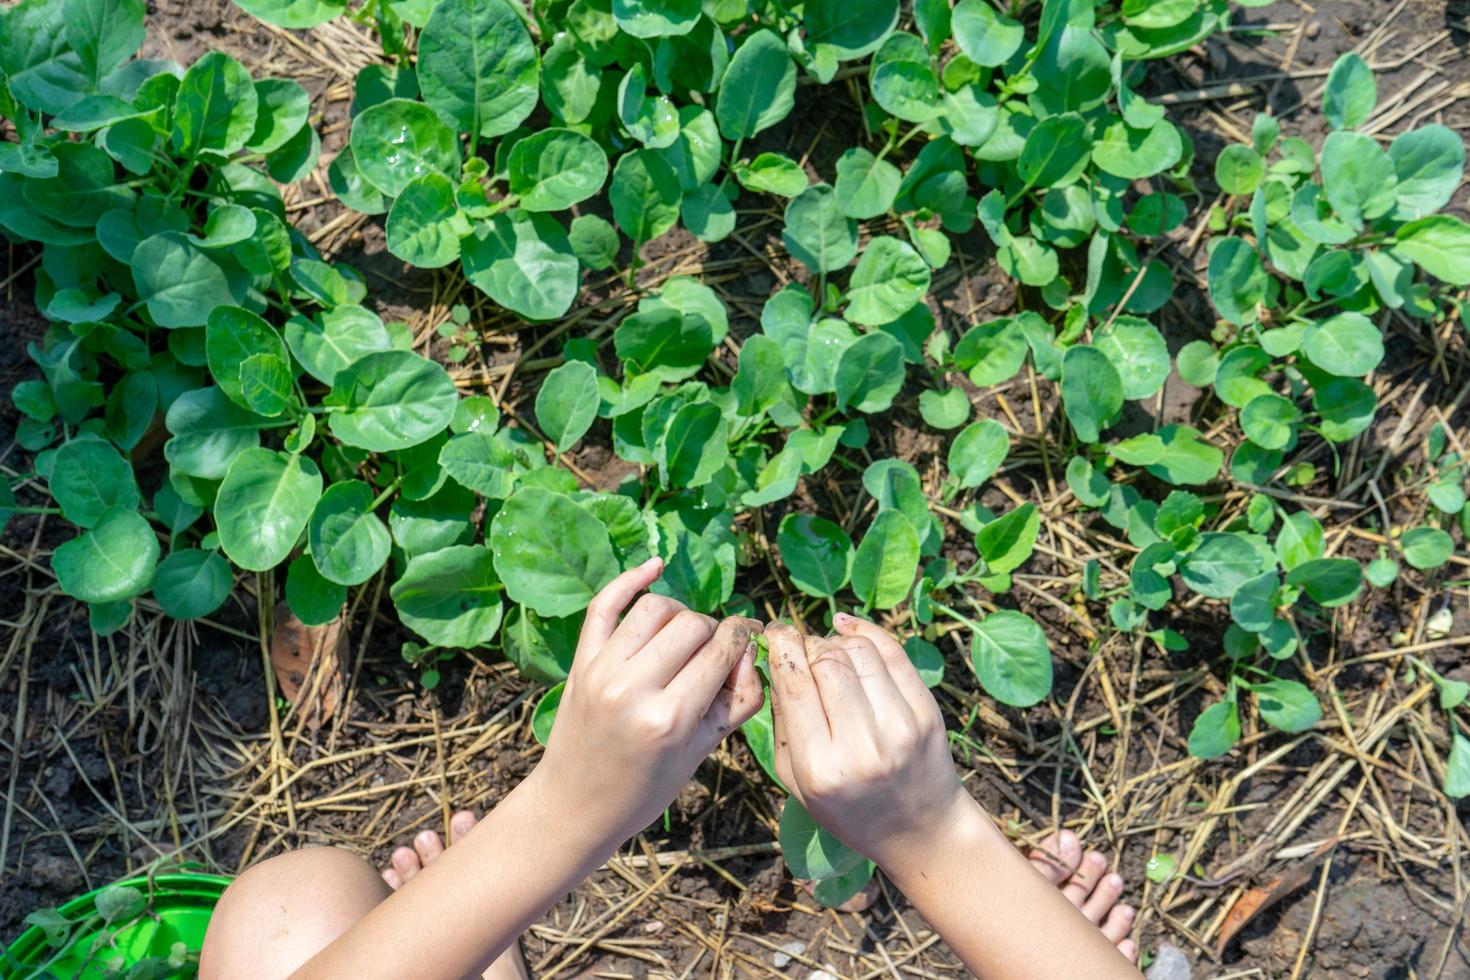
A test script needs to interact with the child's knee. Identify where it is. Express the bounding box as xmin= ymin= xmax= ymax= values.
xmin=201 ymin=847 xmax=389 ymax=980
